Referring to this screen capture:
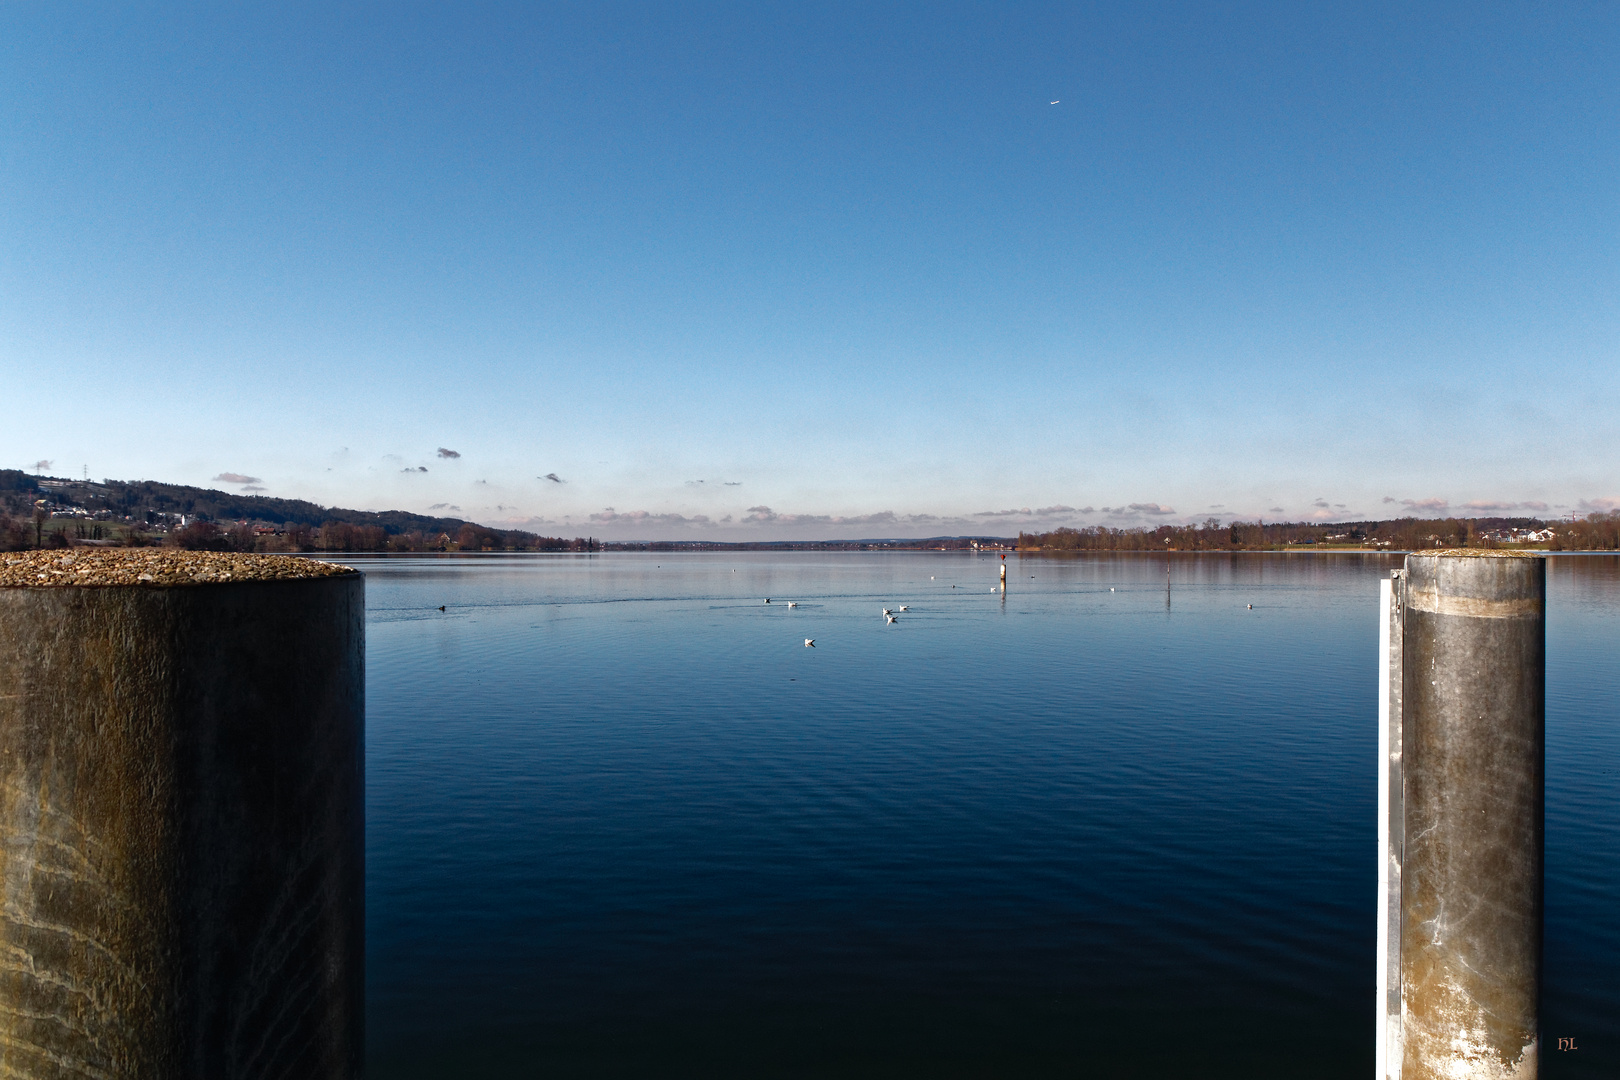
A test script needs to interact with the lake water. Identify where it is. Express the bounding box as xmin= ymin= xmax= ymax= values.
xmin=352 ymin=552 xmax=1619 ymax=1078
